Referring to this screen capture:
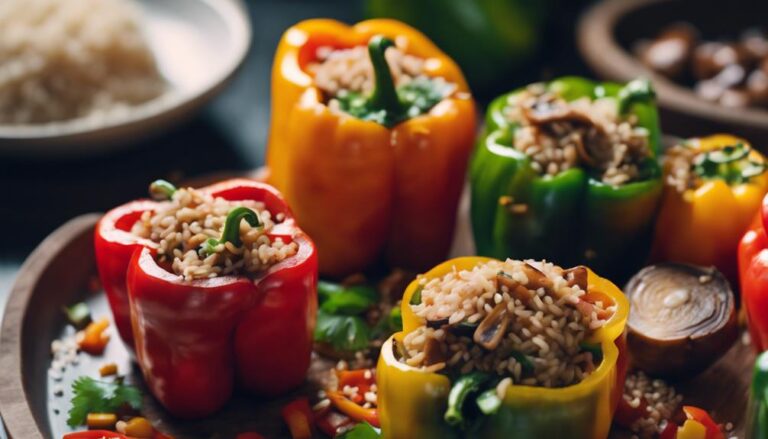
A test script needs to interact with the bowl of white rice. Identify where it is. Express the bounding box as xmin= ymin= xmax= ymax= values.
xmin=0 ymin=0 xmax=250 ymax=156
